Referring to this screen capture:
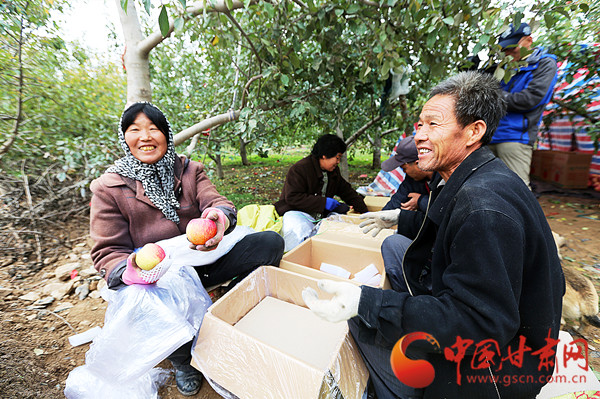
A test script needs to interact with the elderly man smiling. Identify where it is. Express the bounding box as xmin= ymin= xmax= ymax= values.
xmin=303 ymin=71 xmax=564 ymax=399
